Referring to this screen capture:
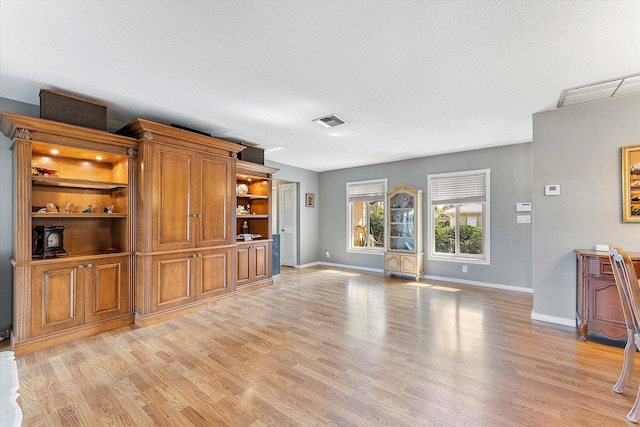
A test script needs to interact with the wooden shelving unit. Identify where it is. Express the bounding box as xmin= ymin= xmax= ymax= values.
xmin=1 ymin=112 xmax=138 ymax=355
